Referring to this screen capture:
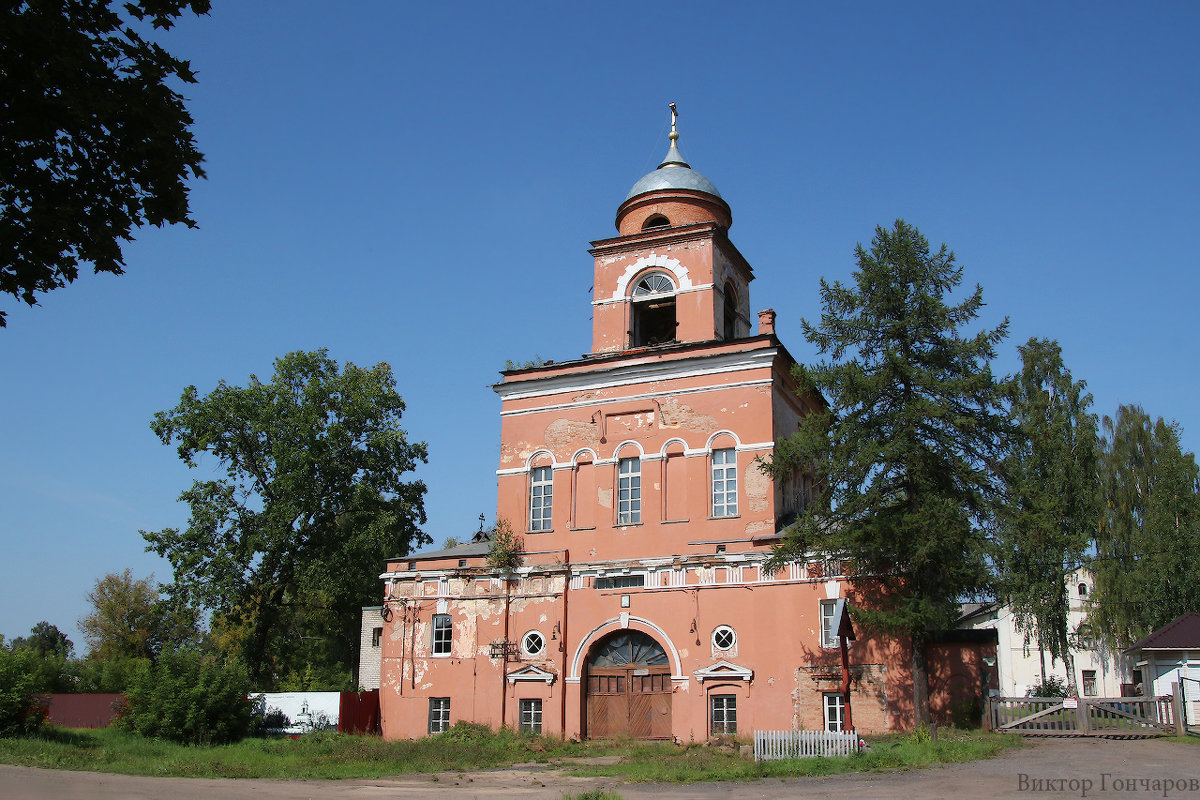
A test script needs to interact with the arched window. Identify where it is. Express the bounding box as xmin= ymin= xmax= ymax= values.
xmin=617 ymin=455 xmax=642 ymax=525
xmin=529 ymin=465 xmax=553 ymax=531
xmin=631 ymin=271 xmax=676 ymax=347
xmin=587 ymin=630 xmax=668 ymax=667
xmin=642 ymin=214 xmax=670 ymax=230
xmin=723 ymin=282 xmax=738 ymax=340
